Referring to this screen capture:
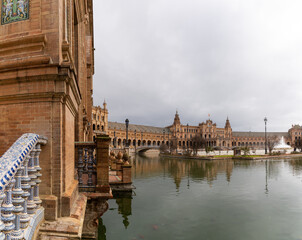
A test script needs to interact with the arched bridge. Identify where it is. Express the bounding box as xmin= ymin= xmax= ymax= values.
xmin=136 ymin=146 xmax=160 ymax=154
